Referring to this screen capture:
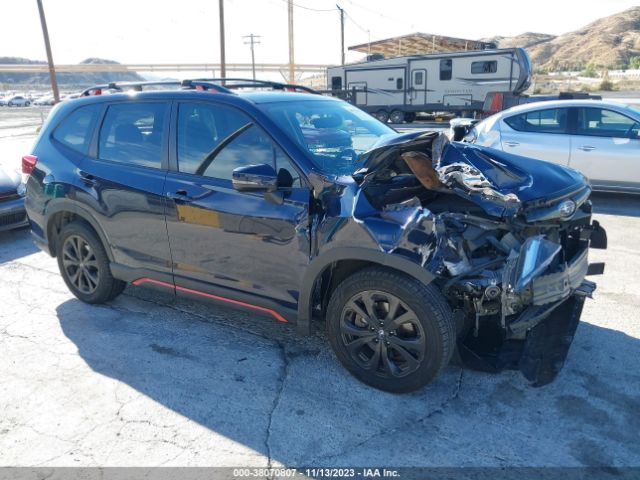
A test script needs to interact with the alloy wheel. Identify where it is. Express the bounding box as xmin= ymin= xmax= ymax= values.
xmin=62 ymin=235 xmax=100 ymax=295
xmin=339 ymin=290 xmax=426 ymax=378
